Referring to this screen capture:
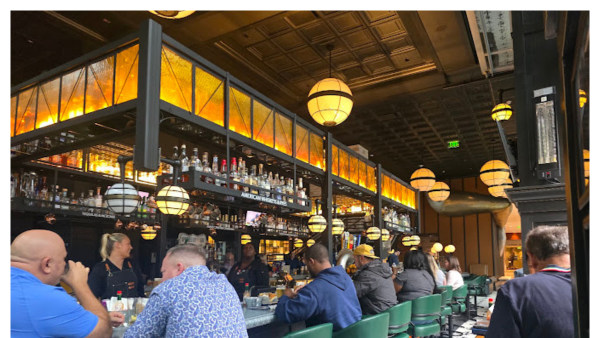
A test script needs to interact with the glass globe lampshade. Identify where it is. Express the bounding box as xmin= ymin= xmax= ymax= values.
xmin=307 ymin=239 xmax=315 ymax=247
xmin=241 ymin=234 xmax=252 ymax=245
xmin=432 ymin=242 xmax=444 ymax=253
xmin=104 ymin=183 xmax=141 ymax=216
xmin=308 ymin=215 xmax=327 ymax=233
xmin=428 ymin=182 xmax=450 ymax=202
xmin=294 ymin=238 xmax=304 ymax=248
xmin=332 ymin=218 xmax=345 ymax=235
xmin=149 ymin=10 xmax=195 ymax=19
xmin=141 ymin=227 xmax=157 ymax=240
xmin=156 ymin=185 xmax=190 ymax=215
xmin=402 ymin=236 xmax=412 ymax=247
xmin=410 ymin=247 xmax=417 ymax=251
xmin=381 ymin=229 xmax=390 ymax=242
xmin=410 ymin=168 xmax=436 ymax=191
xmin=366 ymin=227 xmax=381 ymax=240
xmin=444 ymin=245 xmax=456 ymax=253
xmin=491 ymin=103 xmax=513 ymax=121
xmin=410 ymin=235 xmax=421 ymax=246
xmin=489 ymin=178 xmax=513 ymax=198
xmin=307 ymin=78 xmax=353 ymax=127
xmin=480 ymin=160 xmax=510 ymax=186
